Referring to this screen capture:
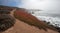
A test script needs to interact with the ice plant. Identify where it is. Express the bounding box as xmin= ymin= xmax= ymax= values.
xmin=14 ymin=9 xmax=58 ymax=31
